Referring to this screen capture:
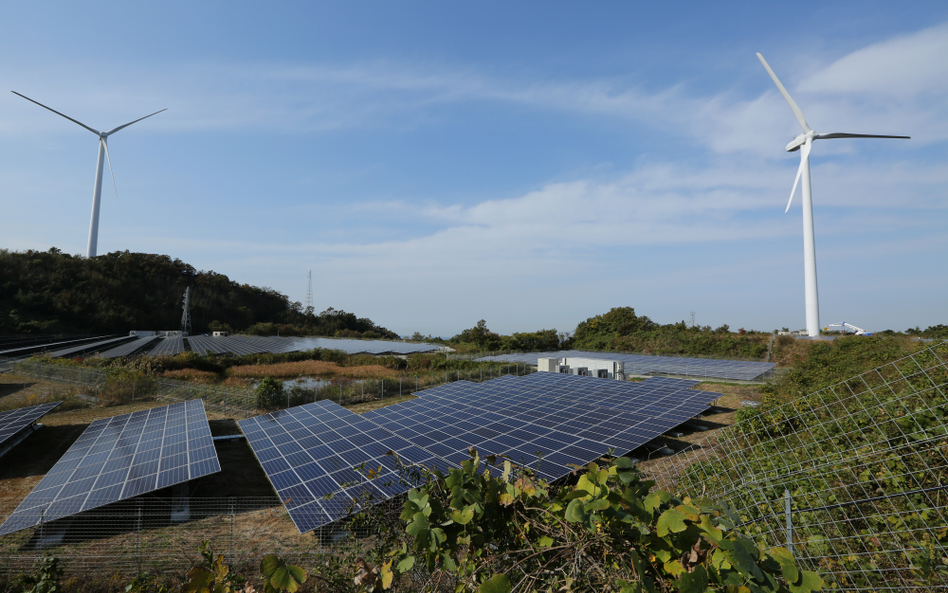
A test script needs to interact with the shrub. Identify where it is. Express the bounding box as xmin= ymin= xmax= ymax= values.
xmin=255 ymin=376 xmax=285 ymax=409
